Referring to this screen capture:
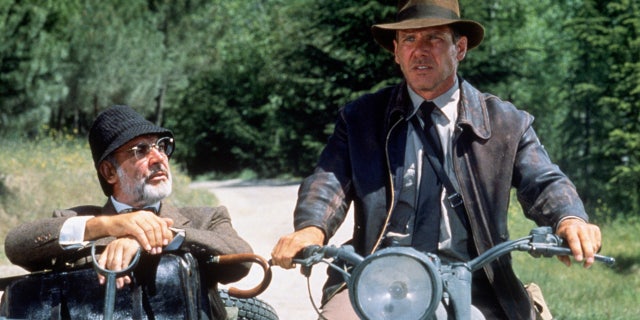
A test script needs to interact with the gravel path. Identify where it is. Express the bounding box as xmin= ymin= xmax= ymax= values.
xmin=0 ymin=180 xmax=354 ymax=319
xmin=191 ymin=180 xmax=353 ymax=320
